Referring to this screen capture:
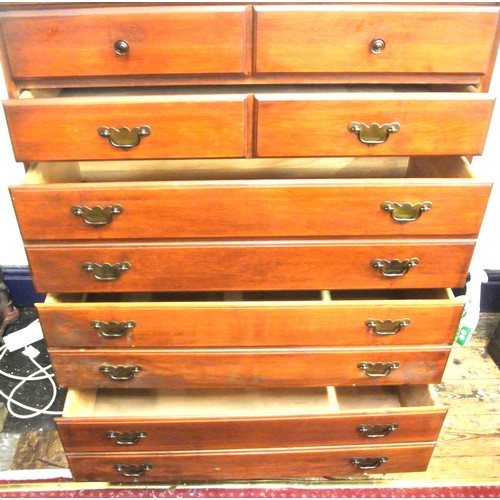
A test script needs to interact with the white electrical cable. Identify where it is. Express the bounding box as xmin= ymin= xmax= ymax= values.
xmin=0 ymin=342 xmax=63 ymax=418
